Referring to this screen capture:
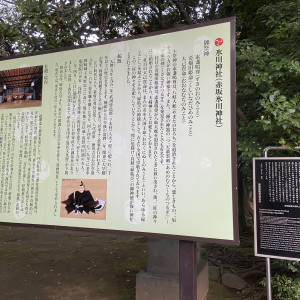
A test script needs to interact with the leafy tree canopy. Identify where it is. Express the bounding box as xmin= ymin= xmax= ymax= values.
xmin=230 ymin=1 xmax=300 ymax=182
xmin=0 ymin=0 xmax=223 ymax=54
